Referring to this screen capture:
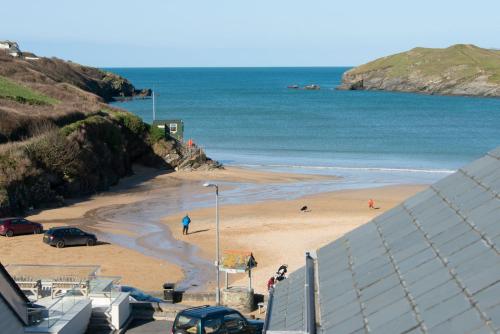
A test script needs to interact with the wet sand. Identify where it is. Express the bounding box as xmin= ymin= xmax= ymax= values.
xmin=0 ymin=166 xmax=426 ymax=293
